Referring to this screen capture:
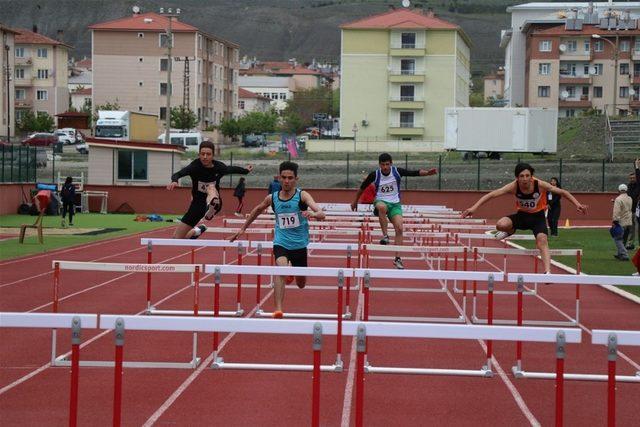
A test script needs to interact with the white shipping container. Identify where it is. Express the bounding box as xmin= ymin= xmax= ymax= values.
xmin=444 ymin=108 xmax=557 ymax=153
